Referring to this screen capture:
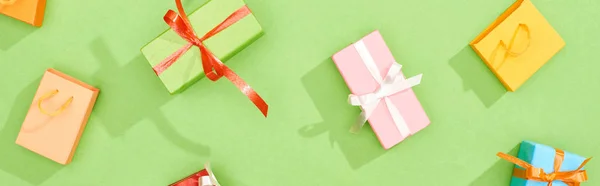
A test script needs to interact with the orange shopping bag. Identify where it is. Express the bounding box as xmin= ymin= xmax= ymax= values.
xmin=16 ymin=69 xmax=99 ymax=165
xmin=0 ymin=0 xmax=46 ymax=26
xmin=470 ymin=0 xmax=564 ymax=91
